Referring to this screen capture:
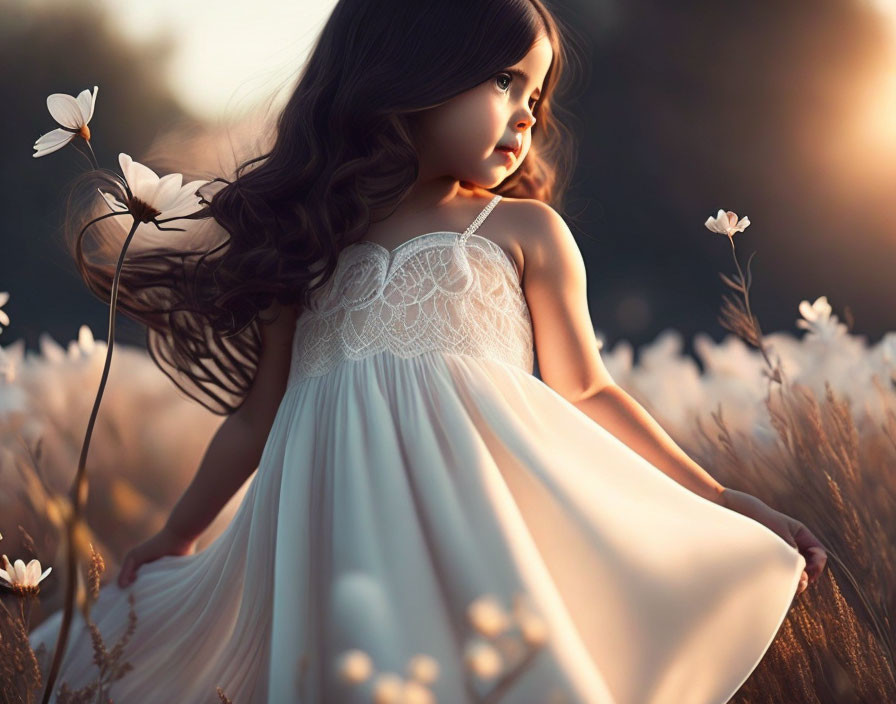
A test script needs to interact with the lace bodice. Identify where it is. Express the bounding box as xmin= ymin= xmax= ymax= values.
xmin=287 ymin=195 xmax=534 ymax=387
